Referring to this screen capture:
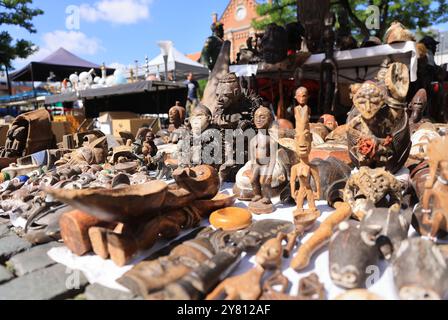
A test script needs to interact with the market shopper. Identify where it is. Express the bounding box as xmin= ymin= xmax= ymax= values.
xmin=184 ymin=73 xmax=200 ymax=116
